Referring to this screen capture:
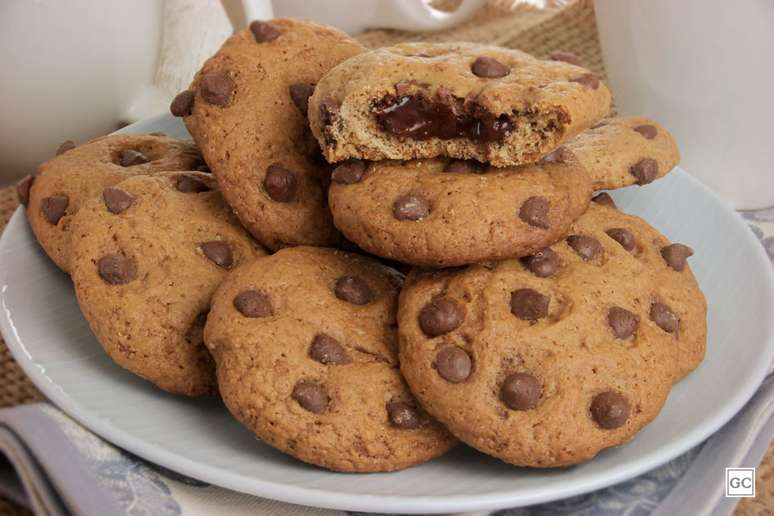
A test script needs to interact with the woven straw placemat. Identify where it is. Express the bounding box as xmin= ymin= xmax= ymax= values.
xmin=0 ymin=2 xmax=769 ymax=514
